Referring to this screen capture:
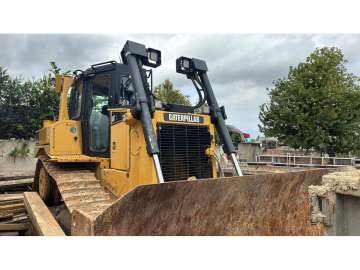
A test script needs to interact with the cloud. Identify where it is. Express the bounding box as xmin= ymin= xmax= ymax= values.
xmin=1 ymin=34 xmax=360 ymax=137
